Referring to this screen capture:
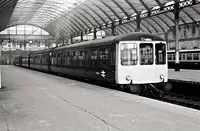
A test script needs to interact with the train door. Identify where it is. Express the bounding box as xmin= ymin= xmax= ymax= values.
xmin=60 ymin=51 xmax=63 ymax=72
xmin=48 ymin=50 xmax=54 ymax=72
xmin=110 ymin=45 xmax=116 ymax=82
xmin=98 ymin=45 xmax=115 ymax=82
xmin=84 ymin=50 xmax=88 ymax=76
